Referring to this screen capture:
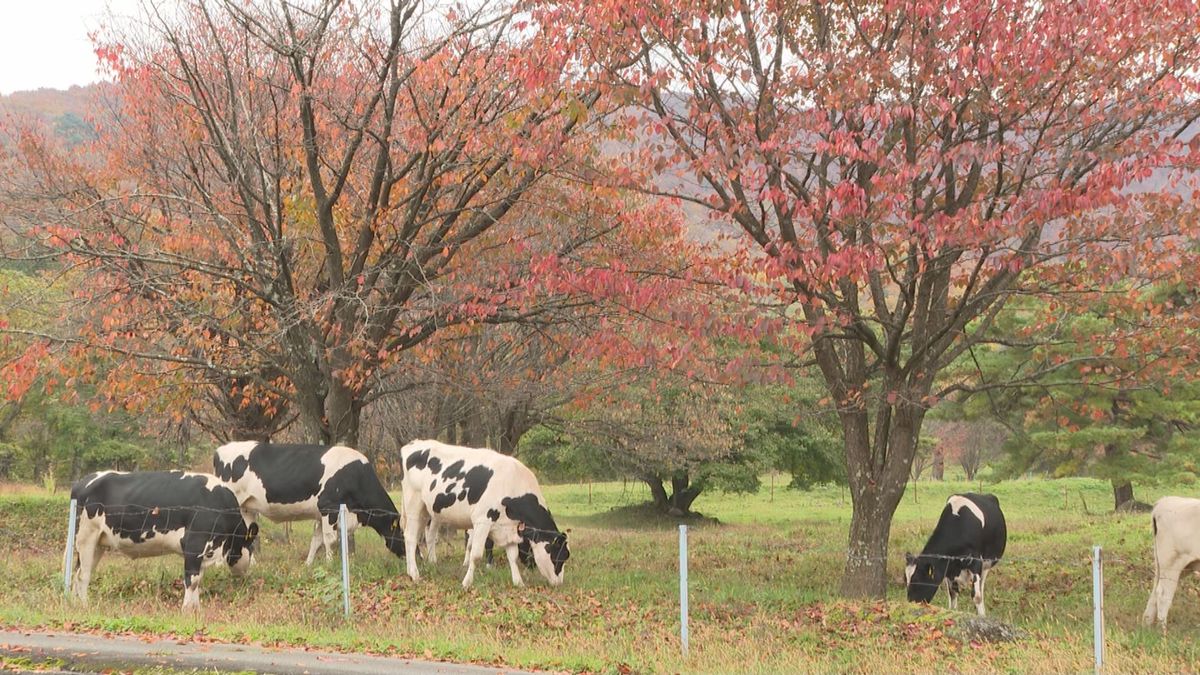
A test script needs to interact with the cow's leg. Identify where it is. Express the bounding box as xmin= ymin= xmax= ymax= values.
xmin=973 ymin=569 xmax=988 ymax=617
xmin=304 ymin=521 xmax=325 ymax=566
xmin=402 ymin=490 xmax=427 ymax=582
xmin=181 ymin=553 xmax=204 ymax=611
xmin=72 ymin=524 xmax=103 ymax=604
xmin=319 ymin=514 xmax=340 ymax=563
xmin=461 ymin=522 xmax=491 ymax=589
xmin=462 ymin=531 xmax=473 ymax=567
xmin=1144 ymin=550 xmax=1163 ymax=626
xmin=945 ymin=578 xmax=957 ymax=610
xmin=505 ymin=541 xmax=524 ymax=587
xmin=424 ymin=520 xmax=440 ymax=564
xmin=1151 ymin=556 xmax=1188 ymax=627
